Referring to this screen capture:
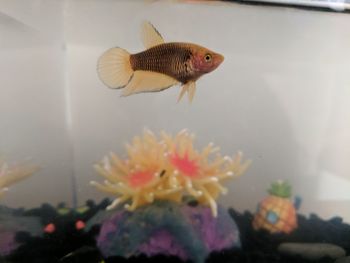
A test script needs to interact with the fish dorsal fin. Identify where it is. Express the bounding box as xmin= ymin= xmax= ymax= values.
xmin=178 ymin=81 xmax=196 ymax=103
xmin=141 ymin=21 xmax=165 ymax=49
xmin=122 ymin=71 xmax=178 ymax=97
